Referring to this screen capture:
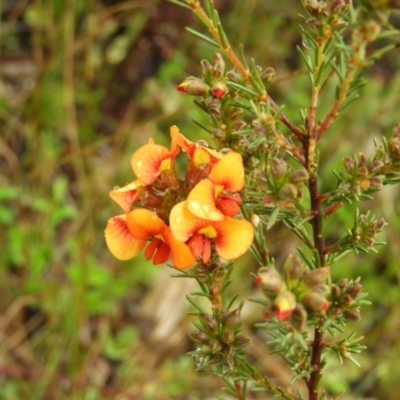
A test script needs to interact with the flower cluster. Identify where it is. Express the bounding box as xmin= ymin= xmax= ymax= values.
xmin=104 ymin=126 xmax=254 ymax=269
xmin=254 ymin=255 xmax=330 ymax=330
